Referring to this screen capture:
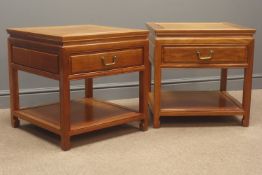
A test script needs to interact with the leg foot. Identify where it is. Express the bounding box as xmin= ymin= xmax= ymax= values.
xmin=61 ymin=135 xmax=71 ymax=151
xmin=139 ymin=120 xmax=148 ymax=131
xmin=153 ymin=117 xmax=160 ymax=128
xmin=242 ymin=117 xmax=249 ymax=127
xmin=11 ymin=116 xmax=20 ymax=128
